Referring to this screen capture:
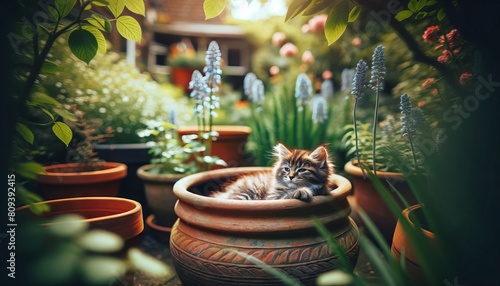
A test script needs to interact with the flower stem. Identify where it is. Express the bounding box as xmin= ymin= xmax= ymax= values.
xmin=372 ymin=84 xmax=381 ymax=175
xmin=353 ymin=99 xmax=366 ymax=178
